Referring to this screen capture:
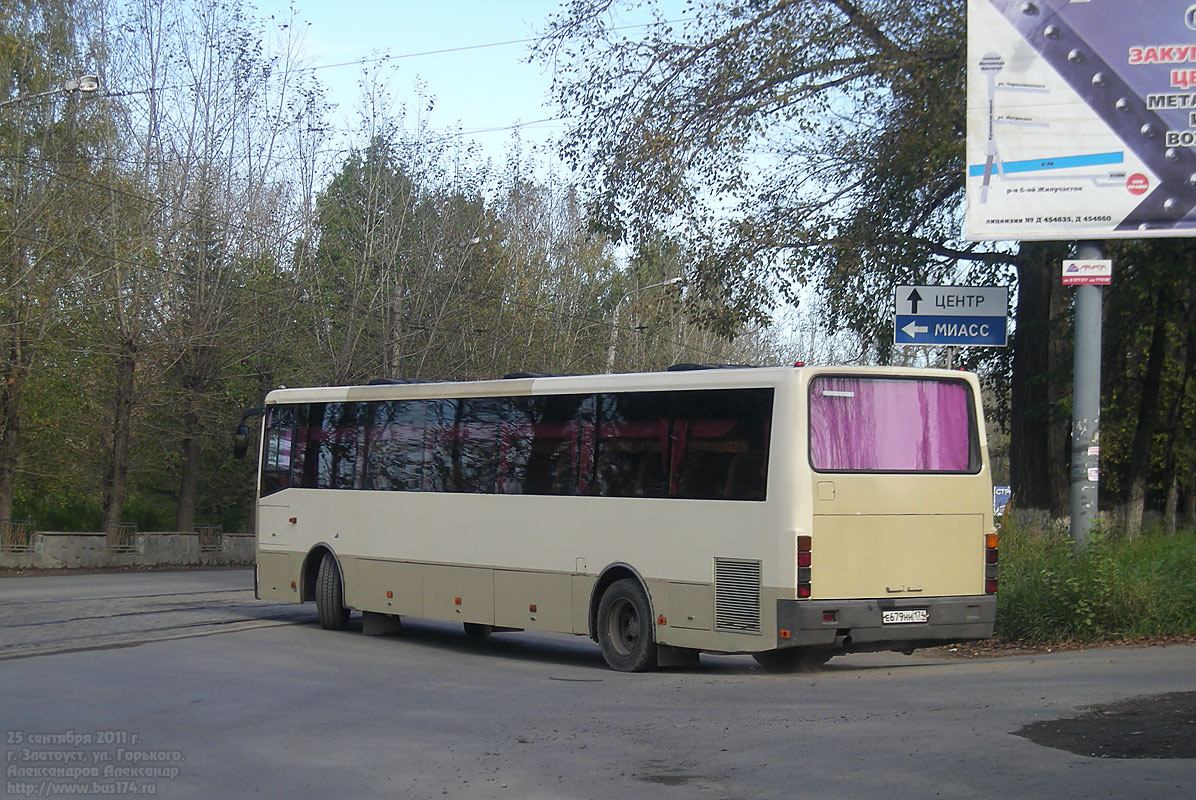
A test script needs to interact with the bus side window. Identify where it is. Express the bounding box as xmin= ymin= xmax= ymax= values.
xmin=260 ymin=405 xmax=296 ymax=497
xmin=595 ymin=392 xmax=670 ymax=498
xmin=511 ymin=394 xmax=593 ymax=496
xmin=364 ymin=400 xmax=427 ymax=491
xmin=302 ymin=402 xmax=359 ymax=490
xmin=723 ymin=389 xmax=772 ymax=501
xmin=499 ymin=398 xmax=535 ymax=494
xmin=451 ymin=398 xmax=503 ymax=494
xmin=672 ymin=389 xmax=773 ymax=501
